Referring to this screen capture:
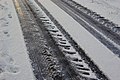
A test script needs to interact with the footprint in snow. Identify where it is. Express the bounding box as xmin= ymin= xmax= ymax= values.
xmin=8 ymin=13 xmax=12 ymax=18
xmin=1 ymin=53 xmax=14 ymax=65
xmin=4 ymin=32 xmax=10 ymax=37
xmin=0 ymin=51 xmax=20 ymax=74
xmin=5 ymin=64 xmax=19 ymax=74
xmin=0 ymin=58 xmax=20 ymax=74
xmin=3 ymin=31 xmax=10 ymax=38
